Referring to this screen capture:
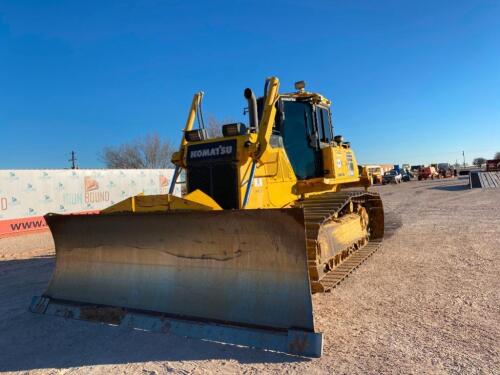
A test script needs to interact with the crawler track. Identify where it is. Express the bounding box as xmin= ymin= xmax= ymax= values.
xmin=317 ymin=240 xmax=382 ymax=291
xmin=297 ymin=190 xmax=384 ymax=293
